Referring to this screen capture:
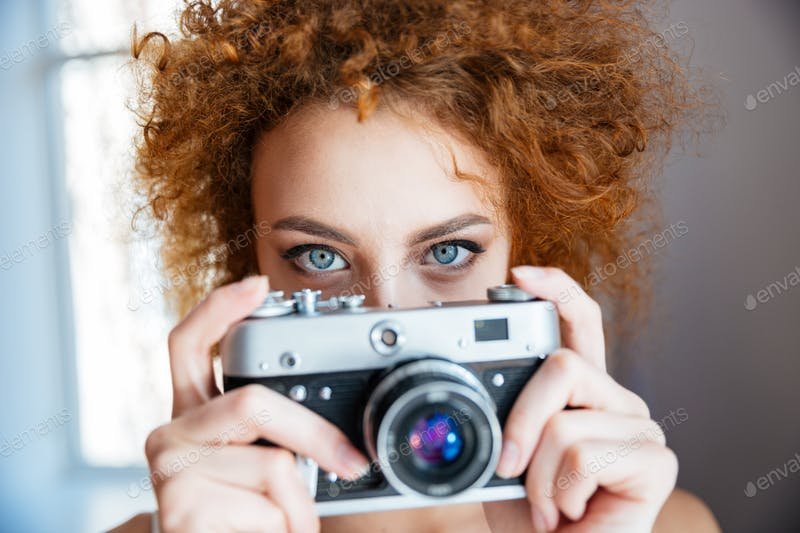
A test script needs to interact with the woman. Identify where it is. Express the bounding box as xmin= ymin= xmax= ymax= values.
xmin=113 ymin=0 xmax=719 ymax=531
